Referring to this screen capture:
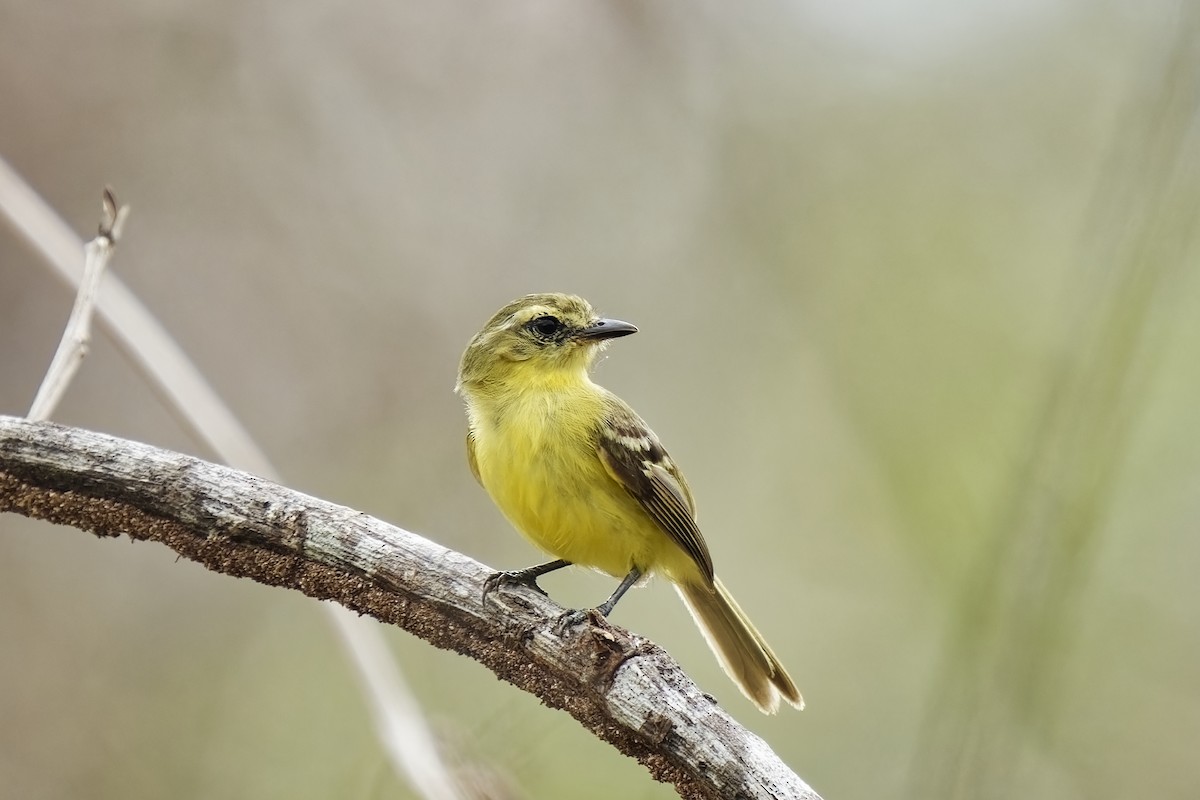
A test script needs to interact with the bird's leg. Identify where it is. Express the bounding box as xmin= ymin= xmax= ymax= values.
xmin=554 ymin=566 xmax=643 ymax=633
xmin=595 ymin=566 xmax=642 ymax=617
xmin=482 ymin=559 xmax=572 ymax=601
